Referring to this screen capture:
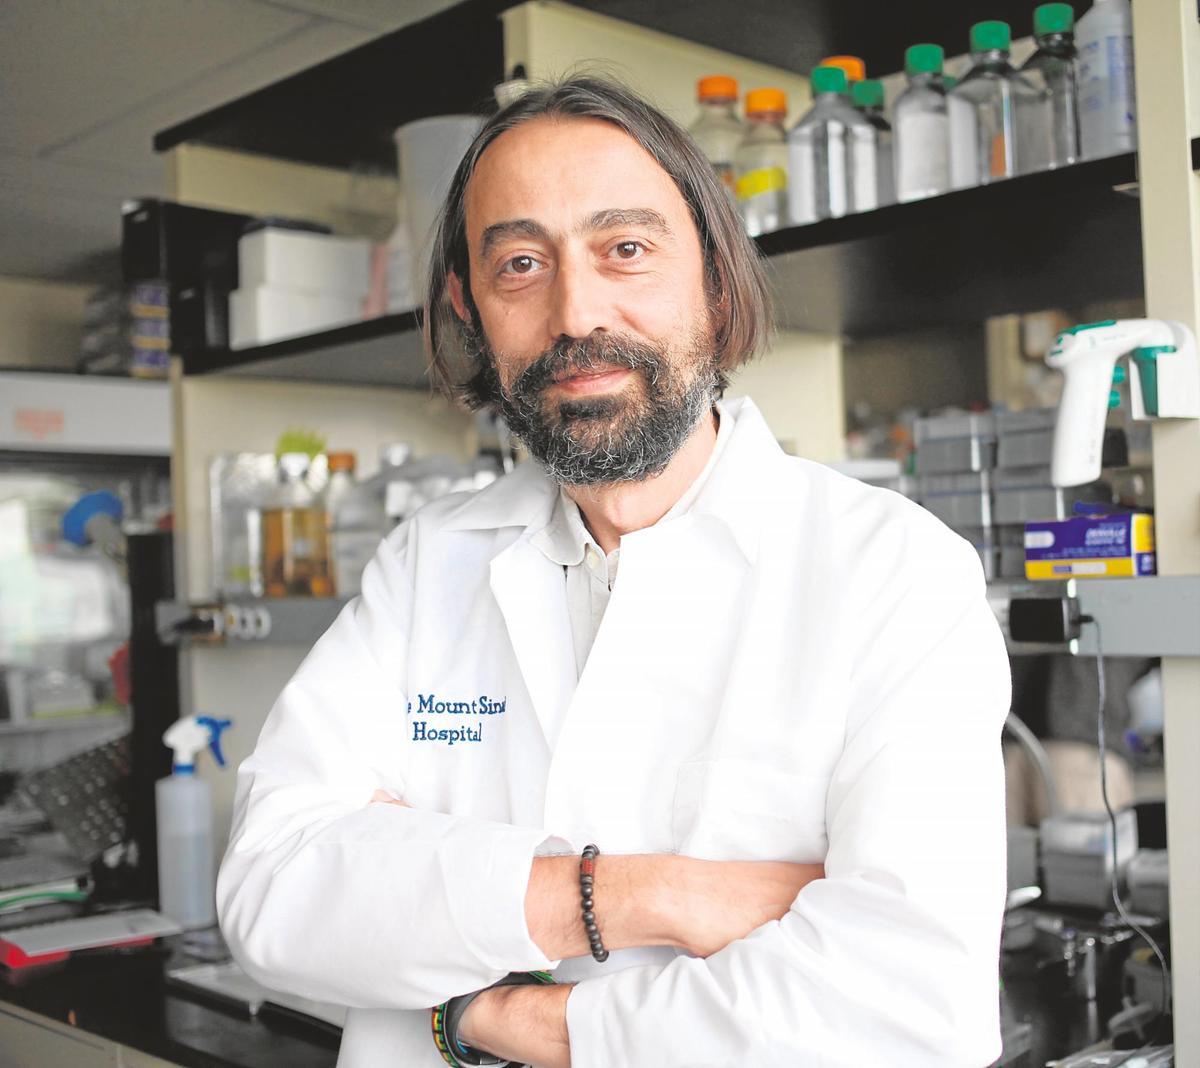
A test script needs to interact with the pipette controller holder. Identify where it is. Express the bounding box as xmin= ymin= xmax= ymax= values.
xmin=1046 ymin=318 xmax=1199 ymax=486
